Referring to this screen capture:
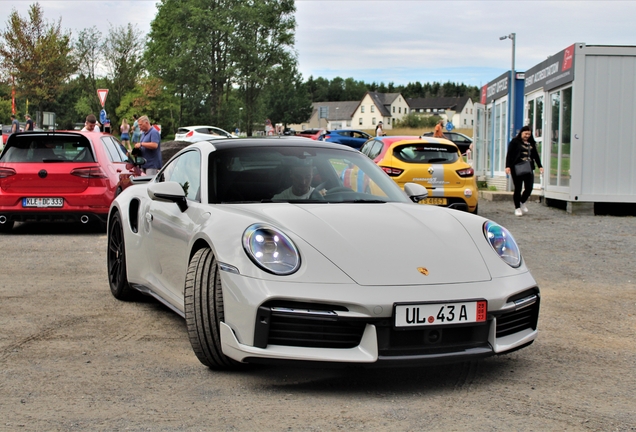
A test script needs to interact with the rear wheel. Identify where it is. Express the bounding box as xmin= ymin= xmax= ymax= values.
xmin=107 ymin=211 xmax=135 ymax=300
xmin=185 ymin=247 xmax=242 ymax=369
